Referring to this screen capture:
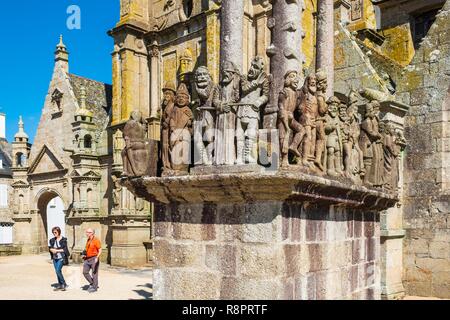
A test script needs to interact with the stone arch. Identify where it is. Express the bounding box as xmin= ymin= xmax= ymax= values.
xmin=33 ymin=188 xmax=68 ymax=250
xmin=32 ymin=188 xmax=67 ymax=252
